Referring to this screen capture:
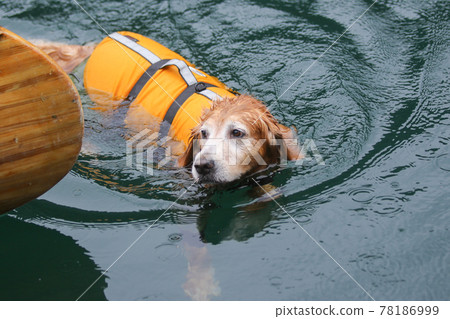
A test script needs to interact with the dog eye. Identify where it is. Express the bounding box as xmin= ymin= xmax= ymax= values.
xmin=200 ymin=129 xmax=208 ymax=139
xmin=231 ymin=129 xmax=245 ymax=138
